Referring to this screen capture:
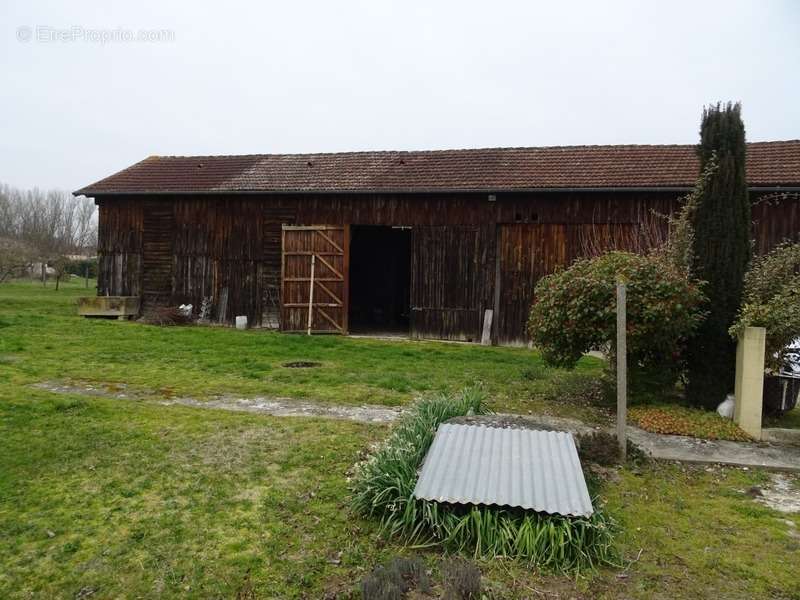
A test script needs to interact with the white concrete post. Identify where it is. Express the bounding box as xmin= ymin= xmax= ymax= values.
xmin=734 ymin=326 xmax=766 ymax=440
